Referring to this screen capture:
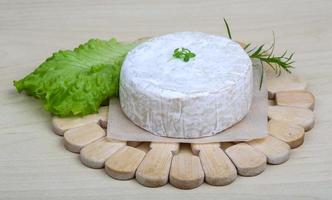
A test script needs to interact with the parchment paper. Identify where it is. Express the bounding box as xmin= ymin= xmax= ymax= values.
xmin=107 ymin=60 xmax=268 ymax=143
